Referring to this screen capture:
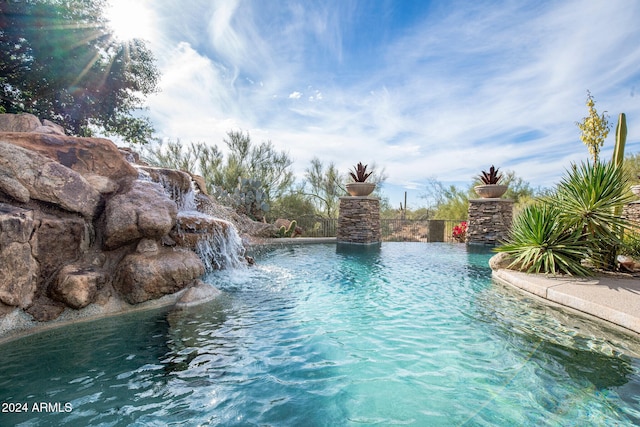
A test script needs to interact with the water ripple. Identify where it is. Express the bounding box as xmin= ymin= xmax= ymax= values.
xmin=1 ymin=243 xmax=640 ymax=426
